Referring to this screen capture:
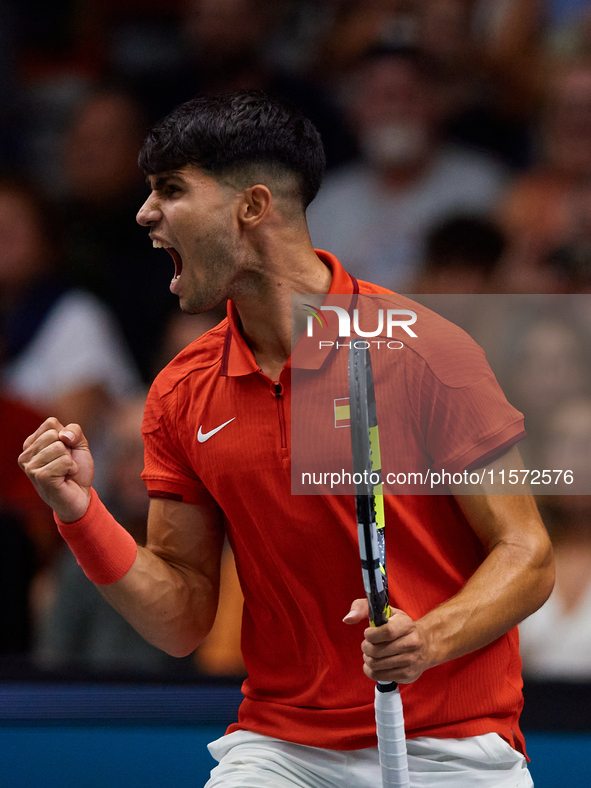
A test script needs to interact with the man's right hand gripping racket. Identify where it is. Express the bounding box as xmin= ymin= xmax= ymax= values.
xmin=348 ymin=342 xmax=410 ymax=788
